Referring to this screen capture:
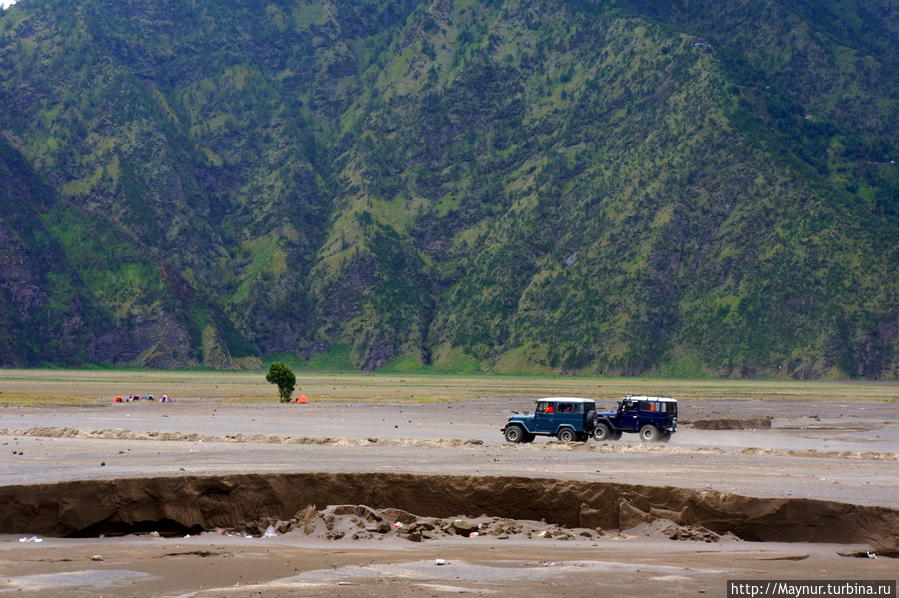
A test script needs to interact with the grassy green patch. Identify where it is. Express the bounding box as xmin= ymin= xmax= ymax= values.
xmin=269 ymin=344 xmax=357 ymax=372
xmin=377 ymin=352 xmax=430 ymax=373
xmin=431 ymin=345 xmax=482 ymax=374
xmin=657 ymin=354 xmax=712 ymax=379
